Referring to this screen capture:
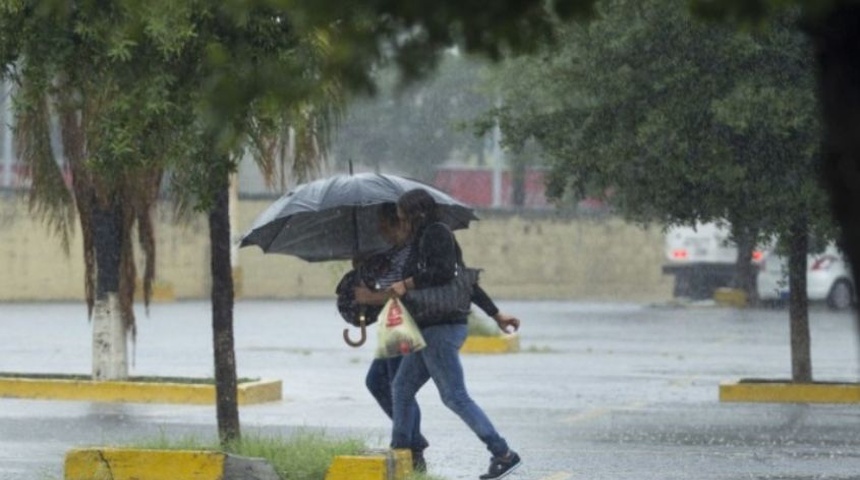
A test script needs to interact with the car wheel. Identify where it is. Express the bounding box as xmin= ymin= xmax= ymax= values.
xmin=826 ymin=279 xmax=854 ymax=310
